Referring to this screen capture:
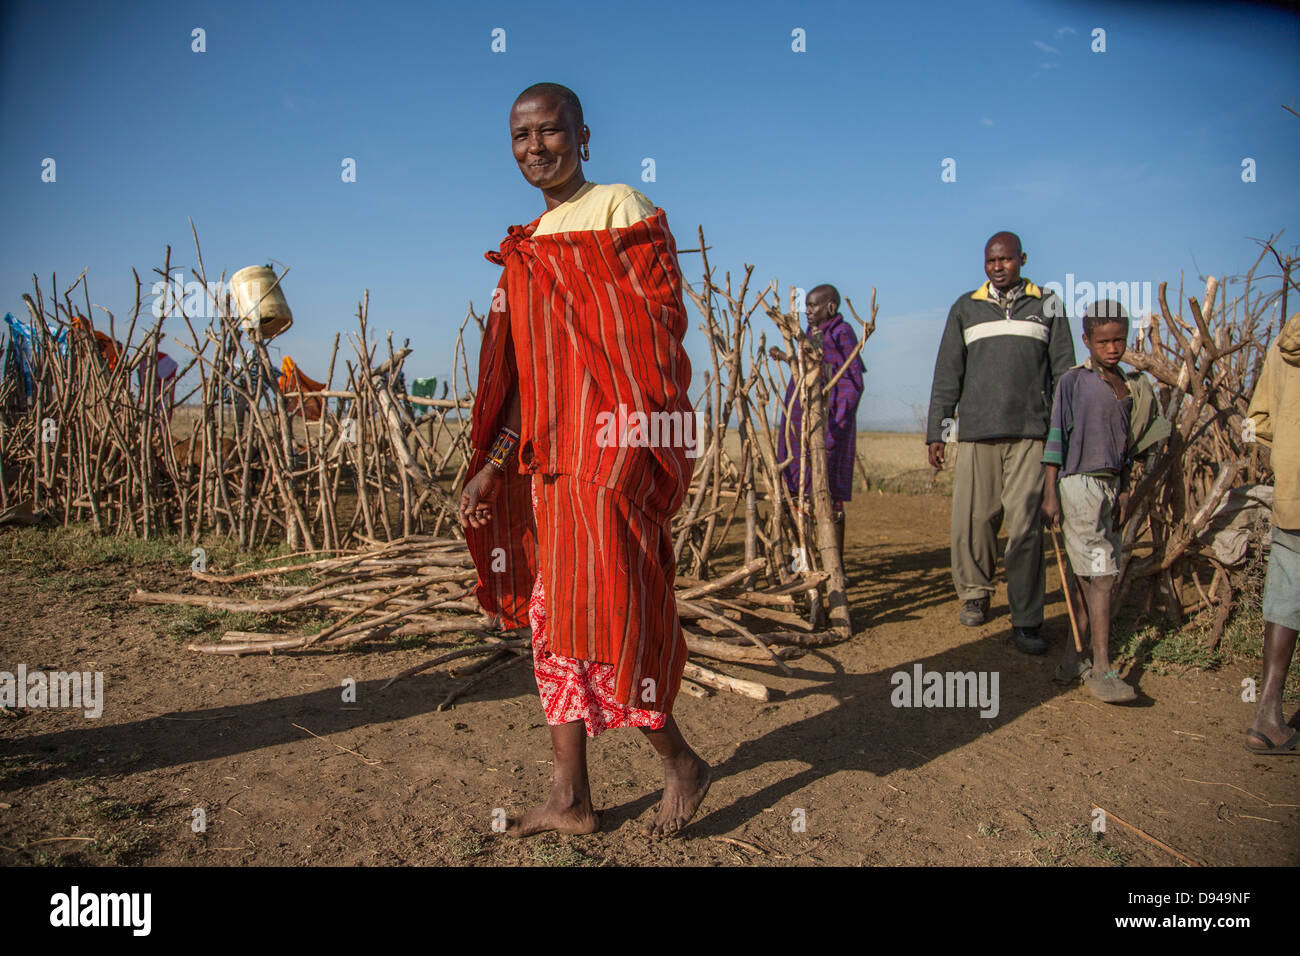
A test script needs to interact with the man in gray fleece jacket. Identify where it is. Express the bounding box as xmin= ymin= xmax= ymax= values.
xmin=925 ymin=232 xmax=1076 ymax=653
